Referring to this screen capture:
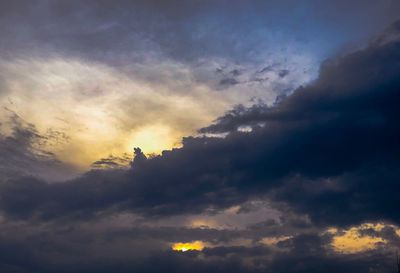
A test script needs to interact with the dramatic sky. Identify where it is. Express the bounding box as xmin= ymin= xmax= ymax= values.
xmin=1 ymin=1 xmax=400 ymax=272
